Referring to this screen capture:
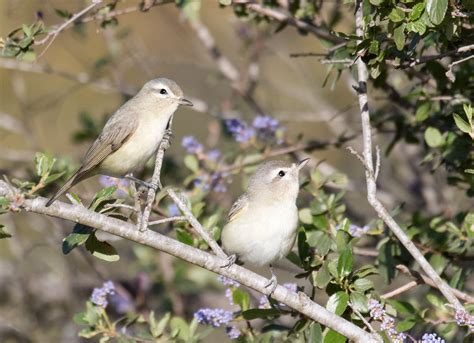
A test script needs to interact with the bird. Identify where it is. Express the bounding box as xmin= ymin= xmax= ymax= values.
xmin=220 ymin=158 xmax=309 ymax=294
xmin=46 ymin=78 xmax=193 ymax=207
